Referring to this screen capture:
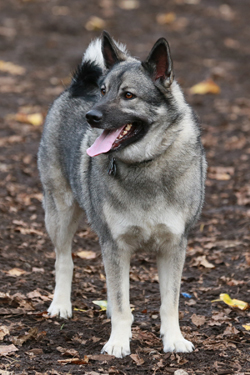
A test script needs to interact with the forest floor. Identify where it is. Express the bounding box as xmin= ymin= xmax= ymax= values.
xmin=0 ymin=0 xmax=250 ymax=374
